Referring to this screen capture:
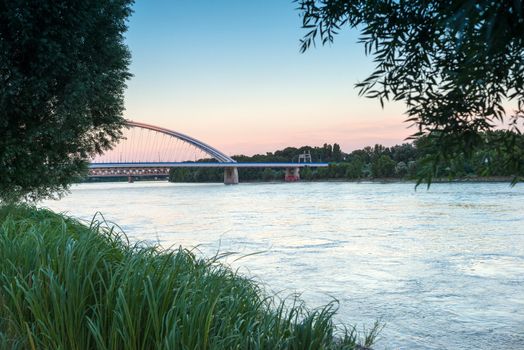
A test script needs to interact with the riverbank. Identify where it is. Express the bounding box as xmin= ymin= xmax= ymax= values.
xmin=0 ymin=205 xmax=377 ymax=349
xmin=301 ymin=176 xmax=519 ymax=184
xmin=85 ymin=175 xmax=519 ymax=185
